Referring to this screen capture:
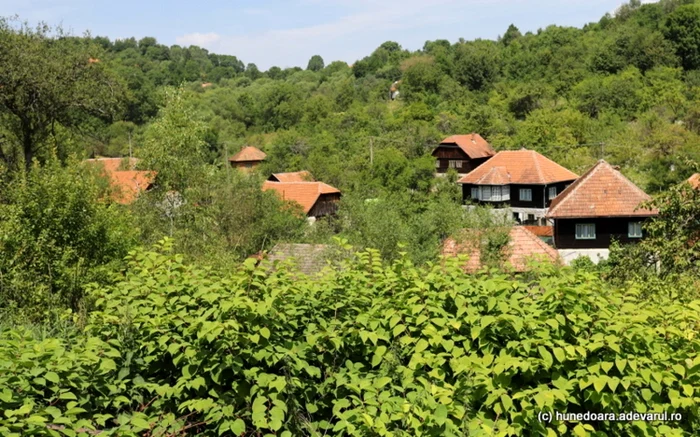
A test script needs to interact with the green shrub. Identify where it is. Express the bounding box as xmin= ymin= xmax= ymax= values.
xmin=0 ymin=241 xmax=698 ymax=436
